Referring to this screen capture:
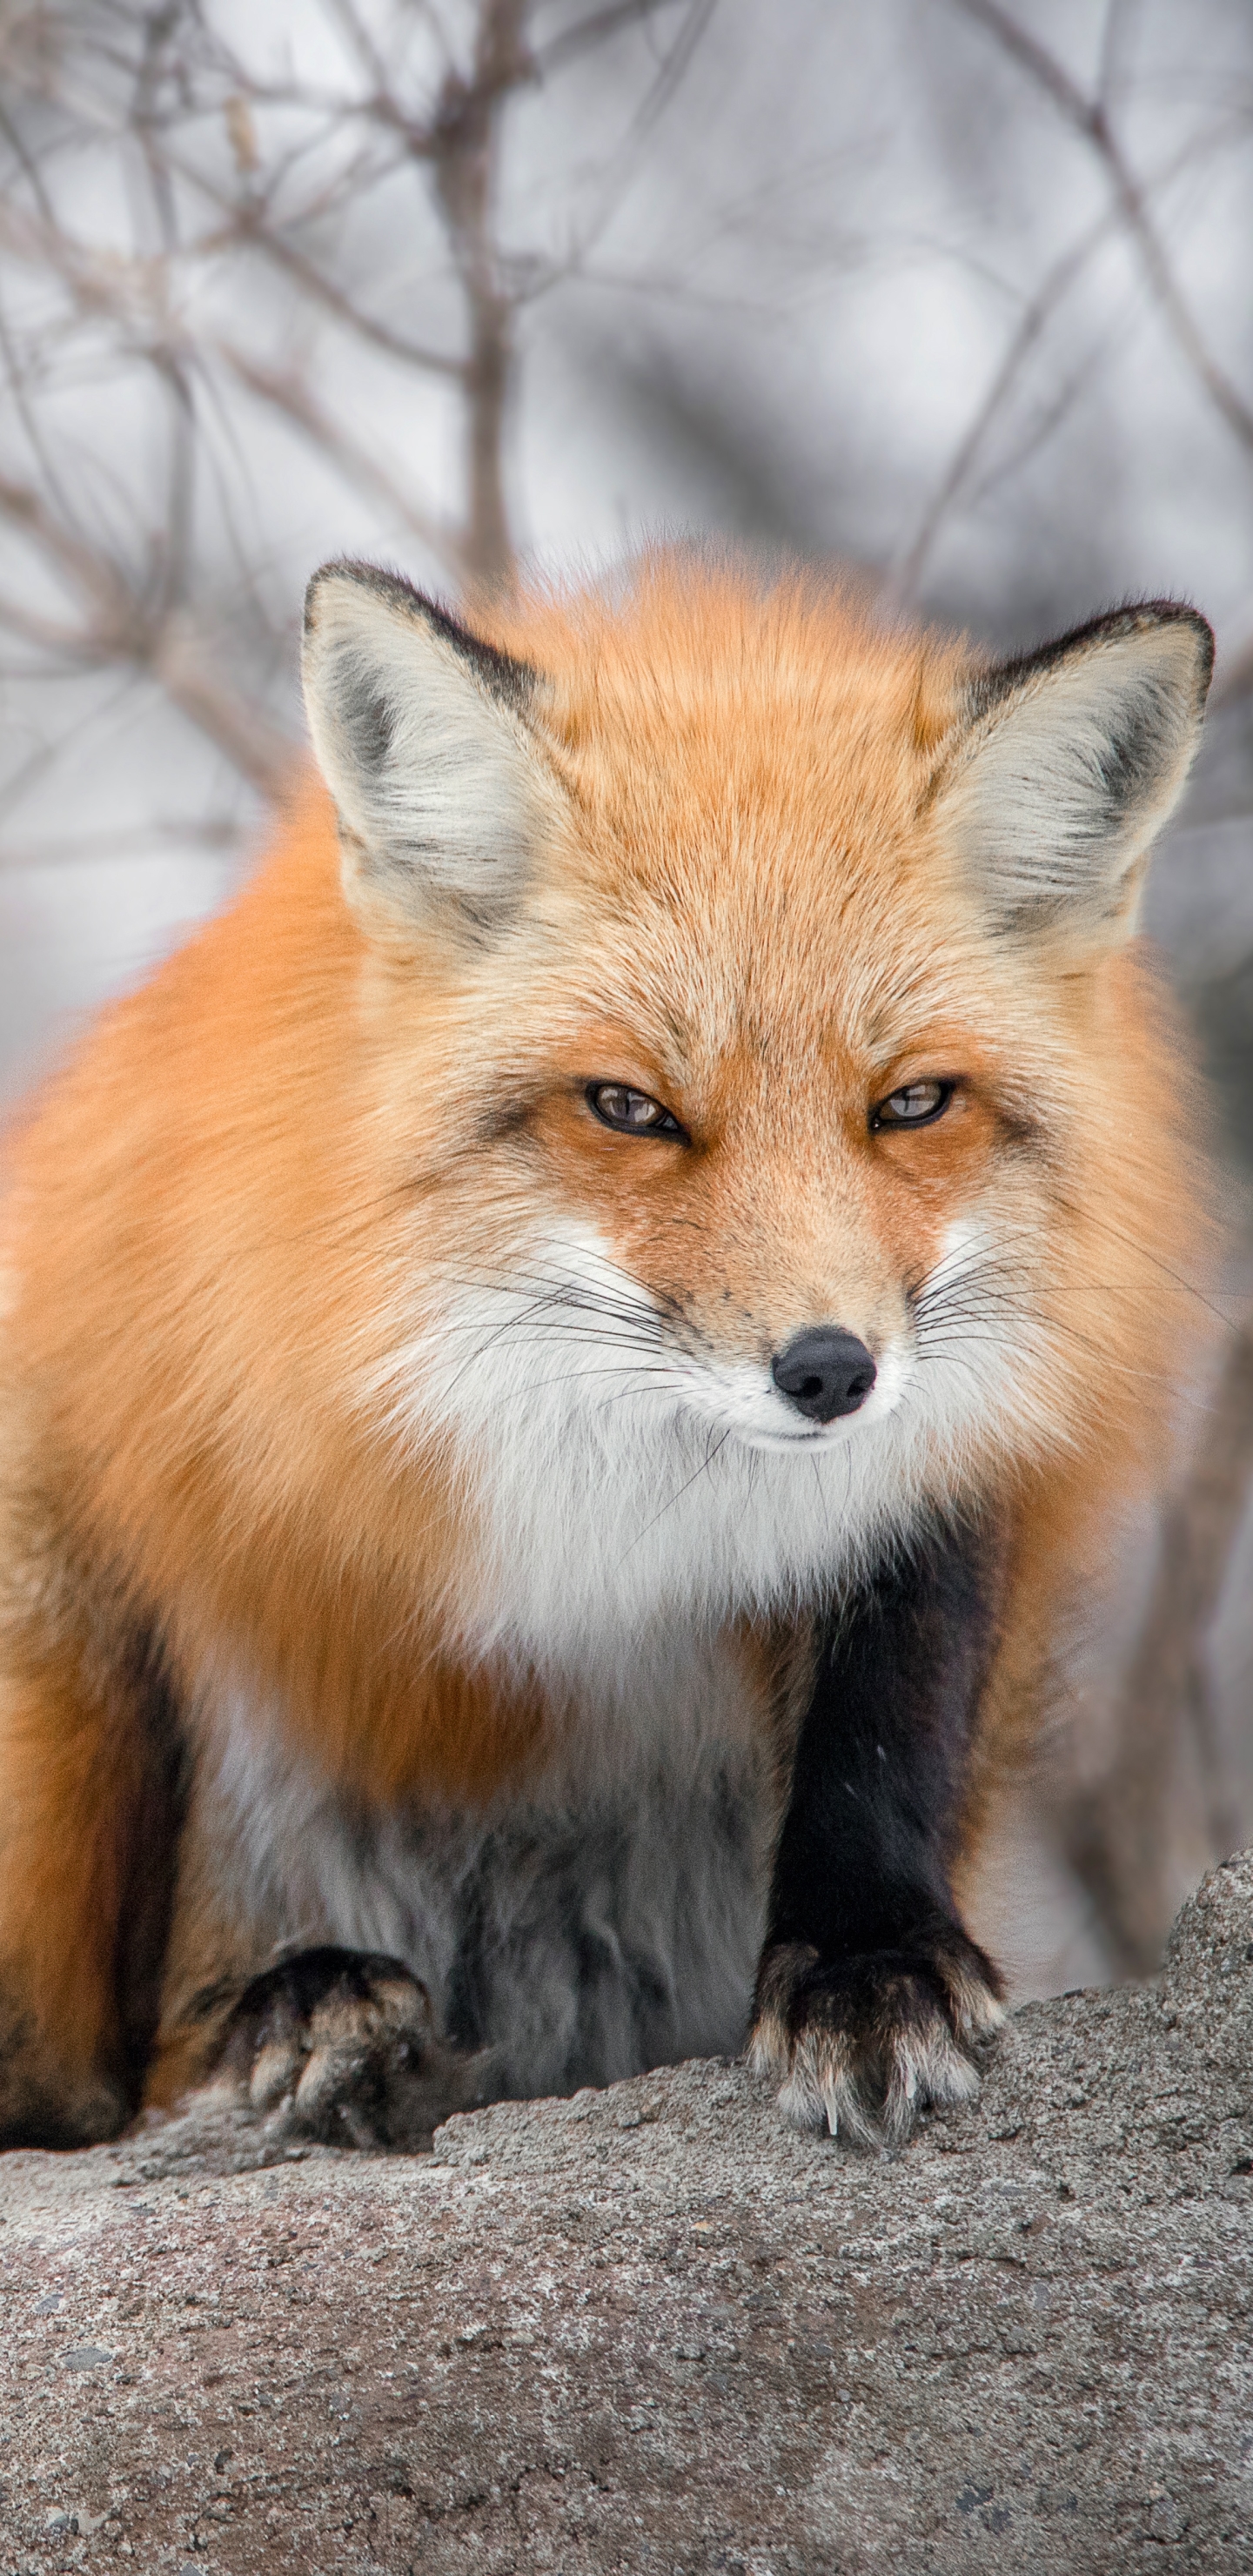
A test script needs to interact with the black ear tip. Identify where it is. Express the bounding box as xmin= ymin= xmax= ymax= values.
xmin=303 ymin=558 xmax=432 ymax=636
xmin=1051 ymin=598 xmax=1216 ymax=681
xmin=1131 ymin=598 xmax=1216 ymax=693
xmin=1186 ymin=607 xmax=1216 ymax=696
xmin=302 ymin=563 xmax=332 ymax=634
xmin=299 ymin=560 xmax=534 ymax=699
xmin=965 ymin=595 xmax=1216 ymax=724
